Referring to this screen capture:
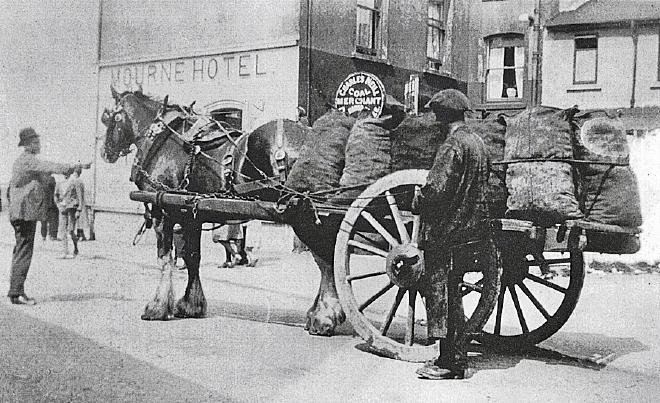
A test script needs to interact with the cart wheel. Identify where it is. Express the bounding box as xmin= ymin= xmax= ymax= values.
xmin=334 ymin=170 xmax=500 ymax=362
xmin=472 ymin=230 xmax=585 ymax=350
